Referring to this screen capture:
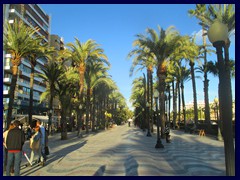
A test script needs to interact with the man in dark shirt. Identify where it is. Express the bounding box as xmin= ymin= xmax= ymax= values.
xmin=6 ymin=120 xmax=25 ymax=176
